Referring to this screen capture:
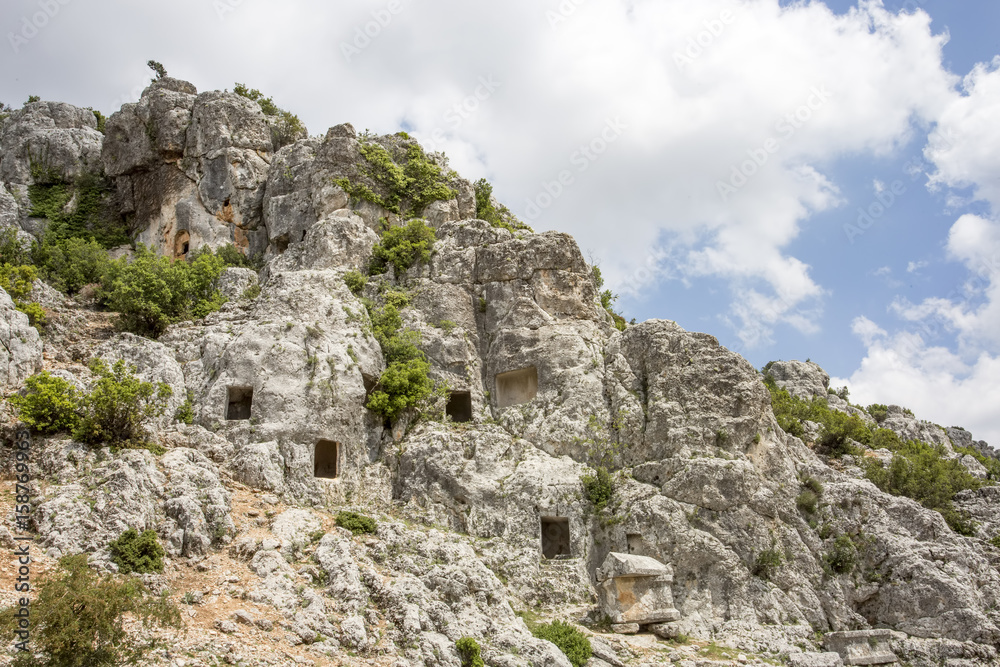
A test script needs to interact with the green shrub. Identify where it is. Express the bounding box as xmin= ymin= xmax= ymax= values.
xmin=74 ymin=358 xmax=172 ymax=450
xmin=369 ymin=219 xmax=437 ymax=276
xmin=581 ymin=466 xmax=615 ymax=511
xmin=764 ymin=374 xmax=870 ymax=457
xmin=862 ymin=438 xmax=980 ymax=535
xmin=796 ymin=490 xmax=819 ymax=515
xmin=954 ymin=445 xmax=1000 ymax=482
xmin=233 ymin=83 xmax=304 ymax=150
xmin=337 ymin=141 xmax=456 ymax=216
xmin=866 ymin=403 xmax=889 ymax=423
xmin=28 ymin=173 xmax=128 ymax=249
xmin=336 ymin=511 xmax=377 ymax=535
xmin=9 ymin=372 xmax=81 ymax=434
xmin=531 ymin=620 xmax=592 ymax=667
xmin=343 ymin=270 xmax=367 ymax=296
xmin=0 ymin=227 xmax=29 ymax=266
xmin=473 ymin=178 xmax=531 ymax=232
xmin=14 ymin=299 xmax=46 ymax=329
xmin=174 ymin=390 xmax=195 ymax=425
xmin=32 ymin=235 xmax=111 ymax=294
xmin=990 ymin=535 xmax=1000 ymax=549
xmin=209 ymin=242 xmax=262 ymax=270
xmin=801 ymin=475 xmax=824 ymax=495
xmin=99 ymin=244 xmax=228 ymax=337
xmin=109 ymin=528 xmax=165 ymax=574
xmin=752 ymin=548 xmax=783 ymax=580
xmin=455 ymin=637 xmax=485 ymax=667
xmin=591 ymin=265 xmax=626 ymax=332
xmin=825 ymin=535 xmax=857 ymax=574
xmin=147 ymin=60 xmax=167 ymax=79
xmin=0 ymin=263 xmax=37 ymax=302
xmin=0 ymin=553 xmax=179 ymax=667
xmin=366 ymin=358 xmax=434 ymax=419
